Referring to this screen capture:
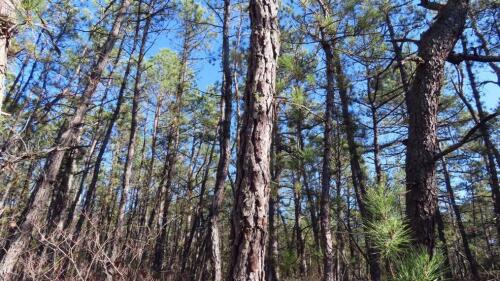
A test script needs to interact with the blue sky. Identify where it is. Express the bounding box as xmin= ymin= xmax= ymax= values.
xmin=143 ymin=1 xmax=499 ymax=113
